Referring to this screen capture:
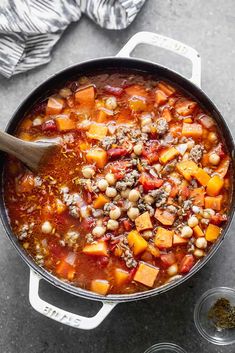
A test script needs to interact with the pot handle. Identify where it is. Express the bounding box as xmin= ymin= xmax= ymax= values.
xmin=29 ymin=270 xmax=117 ymax=330
xmin=116 ymin=31 xmax=201 ymax=87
